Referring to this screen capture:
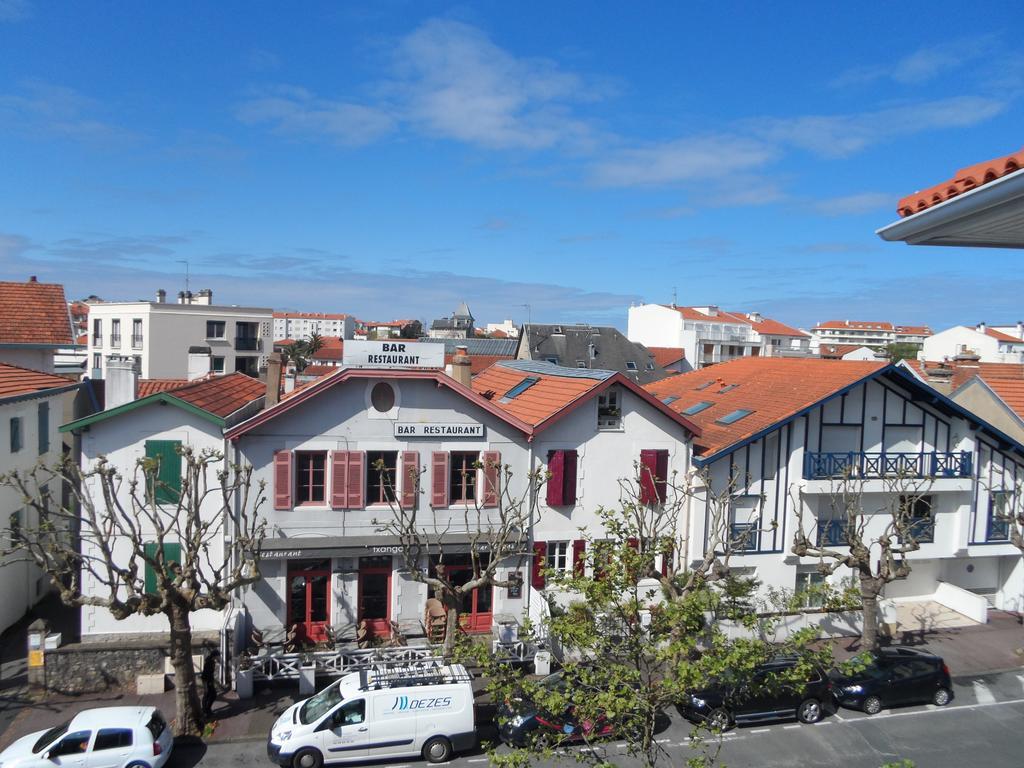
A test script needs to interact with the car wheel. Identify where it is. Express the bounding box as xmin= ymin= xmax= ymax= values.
xmin=706 ymin=708 xmax=732 ymax=732
xmin=292 ymin=748 xmax=323 ymax=768
xmin=797 ymin=698 xmax=823 ymax=724
xmin=125 ymin=763 xmax=152 ymax=768
xmin=423 ymin=735 xmax=453 ymax=764
xmin=863 ymin=695 xmax=883 ymax=715
xmin=933 ymin=687 xmax=952 ymax=706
